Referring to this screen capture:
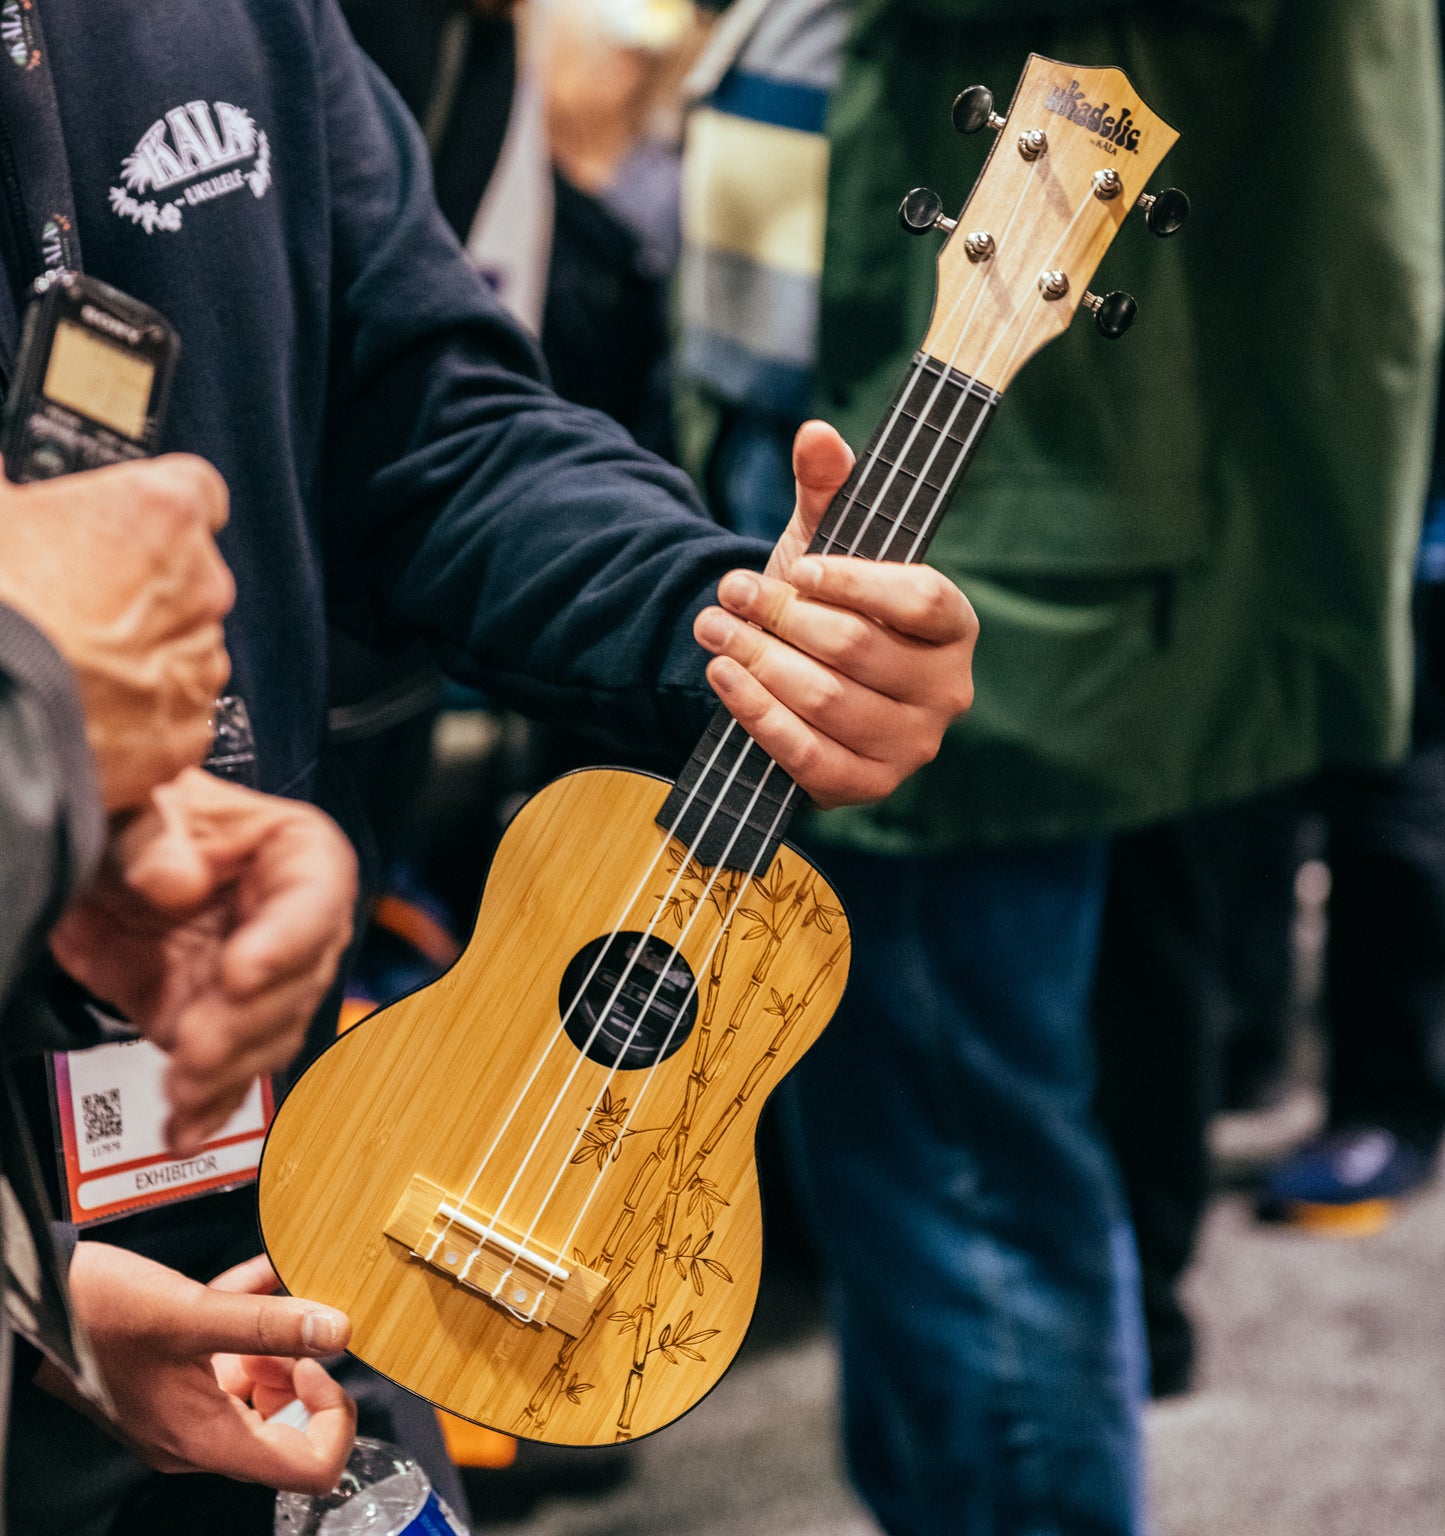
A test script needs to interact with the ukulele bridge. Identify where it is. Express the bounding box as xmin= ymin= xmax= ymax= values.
xmin=384 ymin=1175 xmax=608 ymax=1335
